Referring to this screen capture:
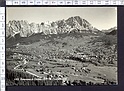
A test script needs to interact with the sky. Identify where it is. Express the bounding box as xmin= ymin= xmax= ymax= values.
xmin=6 ymin=7 xmax=117 ymax=30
